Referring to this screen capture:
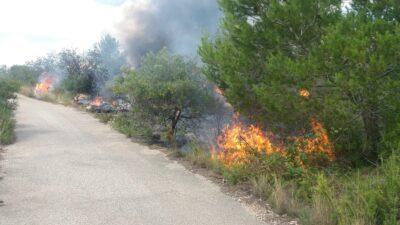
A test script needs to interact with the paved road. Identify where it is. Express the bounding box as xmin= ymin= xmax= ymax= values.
xmin=0 ymin=95 xmax=265 ymax=225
